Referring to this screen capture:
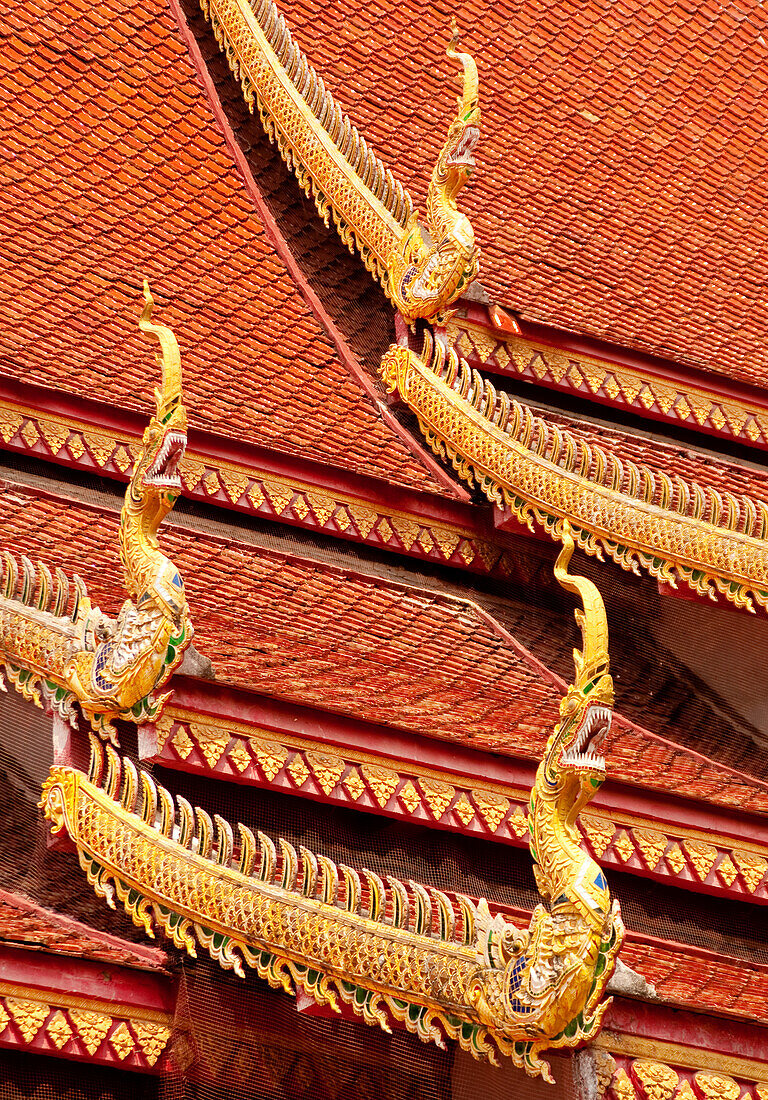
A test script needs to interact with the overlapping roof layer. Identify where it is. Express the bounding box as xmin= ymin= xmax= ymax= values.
xmin=0 ymin=0 xmax=448 ymax=496
xmin=3 ymin=480 xmax=766 ymax=814
xmin=0 ymin=891 xmax=167 ymax=970
xmin=277 ymin=0 xmax=768 ymax=386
